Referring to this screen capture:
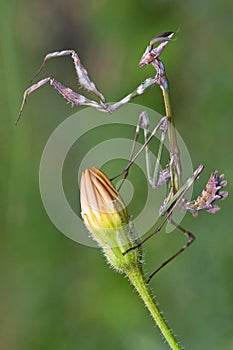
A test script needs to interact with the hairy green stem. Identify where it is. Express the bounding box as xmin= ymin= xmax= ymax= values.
xmin=126 ymin=267 xmax=182 ymax=350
